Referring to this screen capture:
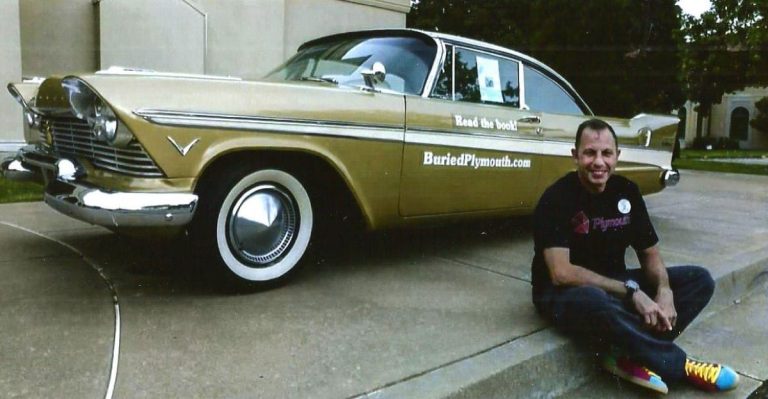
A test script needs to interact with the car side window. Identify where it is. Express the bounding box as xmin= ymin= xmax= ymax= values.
xmin=453 ymin=48 xmax=519 ymax=108
xmin=523 ymin=65 xmax=584 ymax=115
xmin=430 ymin=45 xmax=453 ymax=100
